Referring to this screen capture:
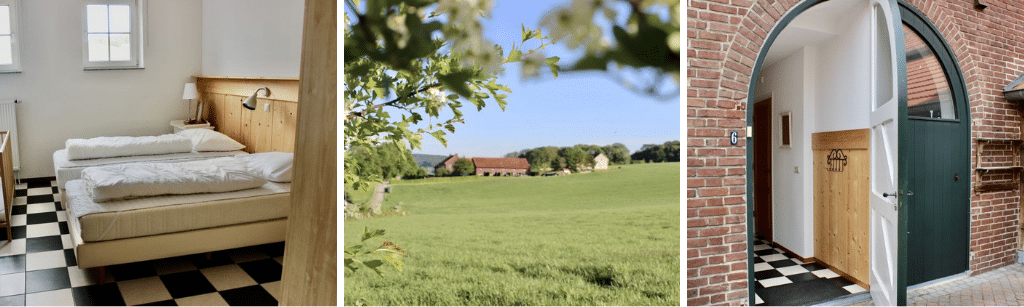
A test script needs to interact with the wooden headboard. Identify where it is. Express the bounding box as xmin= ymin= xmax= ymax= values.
xmin=195 ymin=76 xmax=299 ymax=153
